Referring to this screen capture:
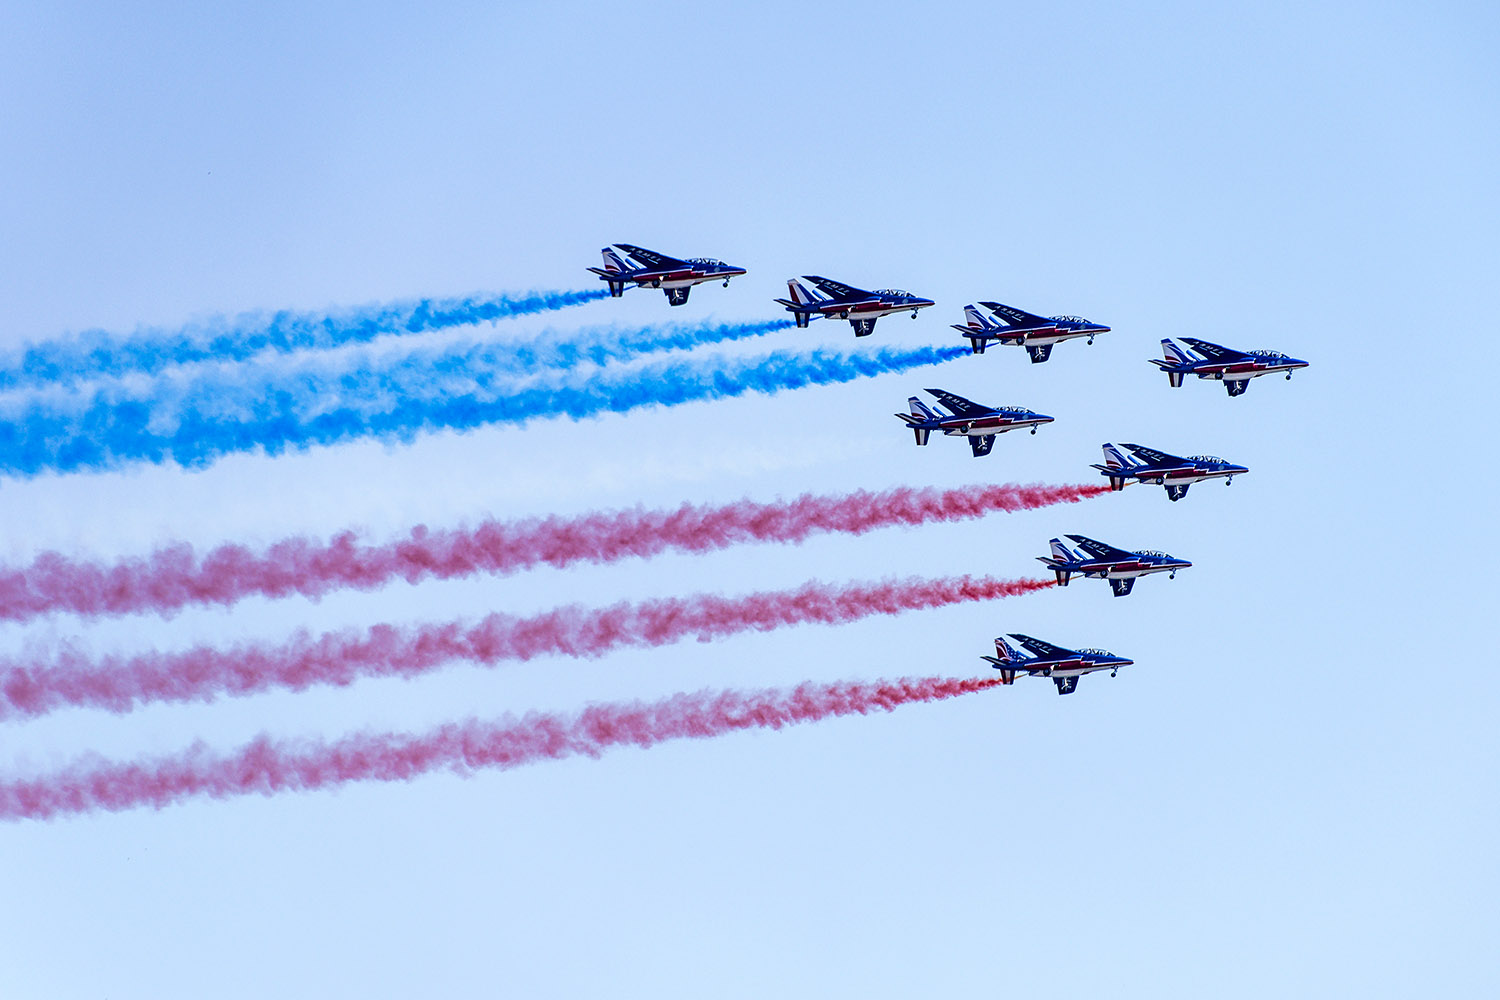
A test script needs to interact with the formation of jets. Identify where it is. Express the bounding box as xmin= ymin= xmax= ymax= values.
xmin=894 ymin=389 xmax=1052 ymax=457
xmin=587 ymin=242 xmax=1310 ymax=696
